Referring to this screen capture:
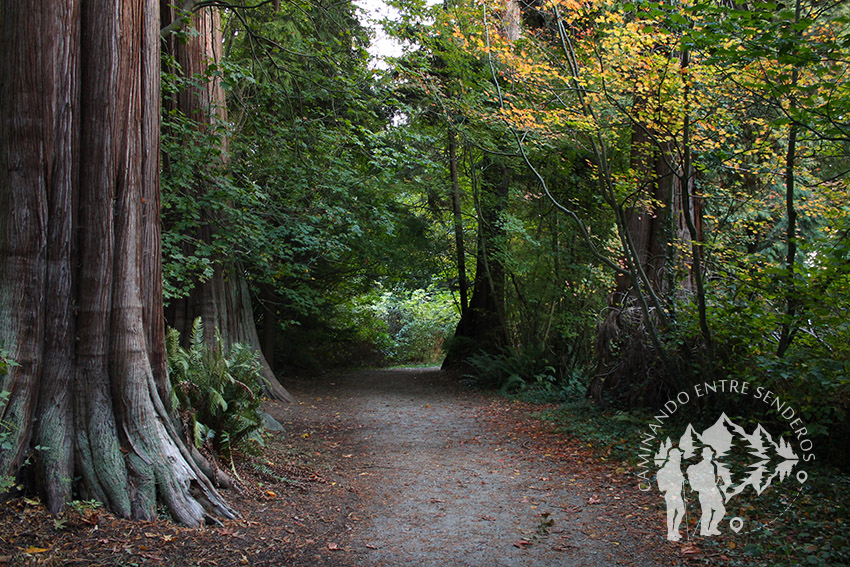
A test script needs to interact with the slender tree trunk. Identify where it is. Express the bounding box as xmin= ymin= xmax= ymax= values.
xmin=161 ymin=4 xmax=294 ymax=402
xmin=776 ymin=114 xmax=799 ymax=357
xmin=448 ymin=130 xmax=469 ymax=317
xmin=443 ymin=158 xmax=509 ymax=368
xmin=260 ymin=284 xmax=278 ymax=371
xmin=679 ymin=48 xmax=712 ymax=350
xmin=777 ymin=0 xmax=802 ymax=358
xmin=1 ymin=0 xmax=233 ymax=524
